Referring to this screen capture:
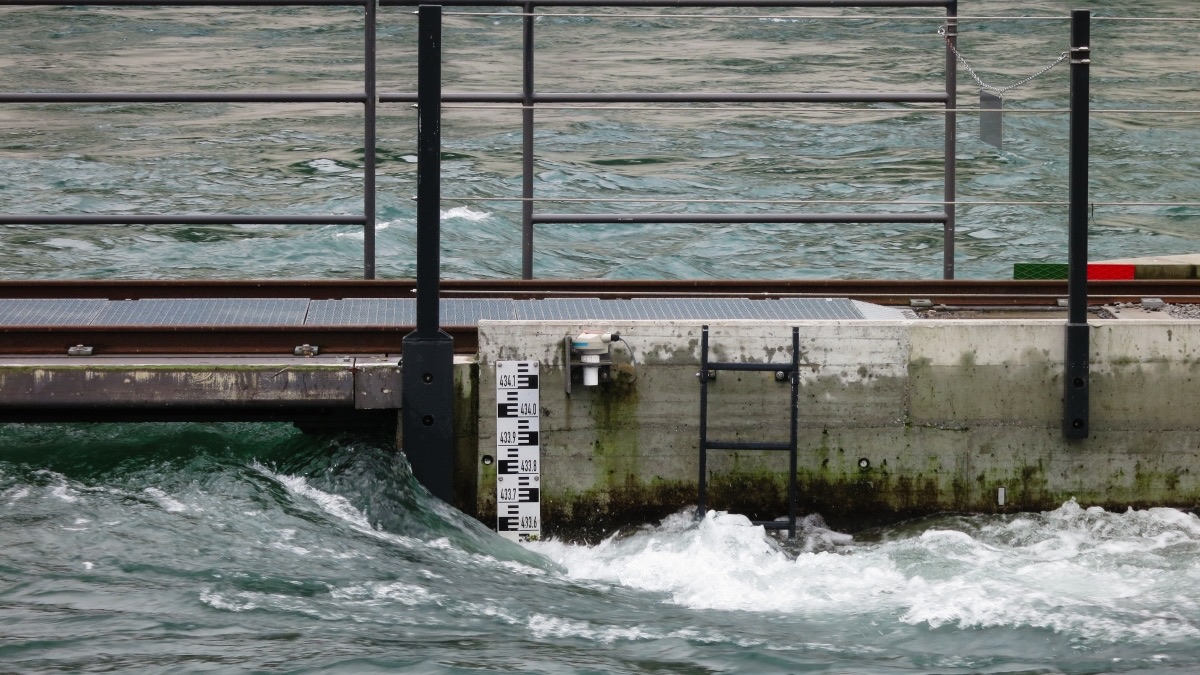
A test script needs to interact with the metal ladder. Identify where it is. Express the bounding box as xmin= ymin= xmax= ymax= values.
xmin=697 ymin=325 xmax=800 ymax=540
